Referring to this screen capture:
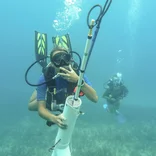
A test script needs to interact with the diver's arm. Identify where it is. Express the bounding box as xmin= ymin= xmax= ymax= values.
xmin=119 ymin=85 xmax=128 ymax=99
xmin=103 ymin=96 xmax=111 ymax=100
xmin=81 ymin=82 xmax=98 ymax=103
xmin=102 ymin=89 xmax=111 ymax=100
xmin=38 ymin=101 xmax=56 ymax=122
xmin=58 ymin=66 xmax=98 ymax=103
xmin=124 ymin=86 xmax=129 ymax=97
